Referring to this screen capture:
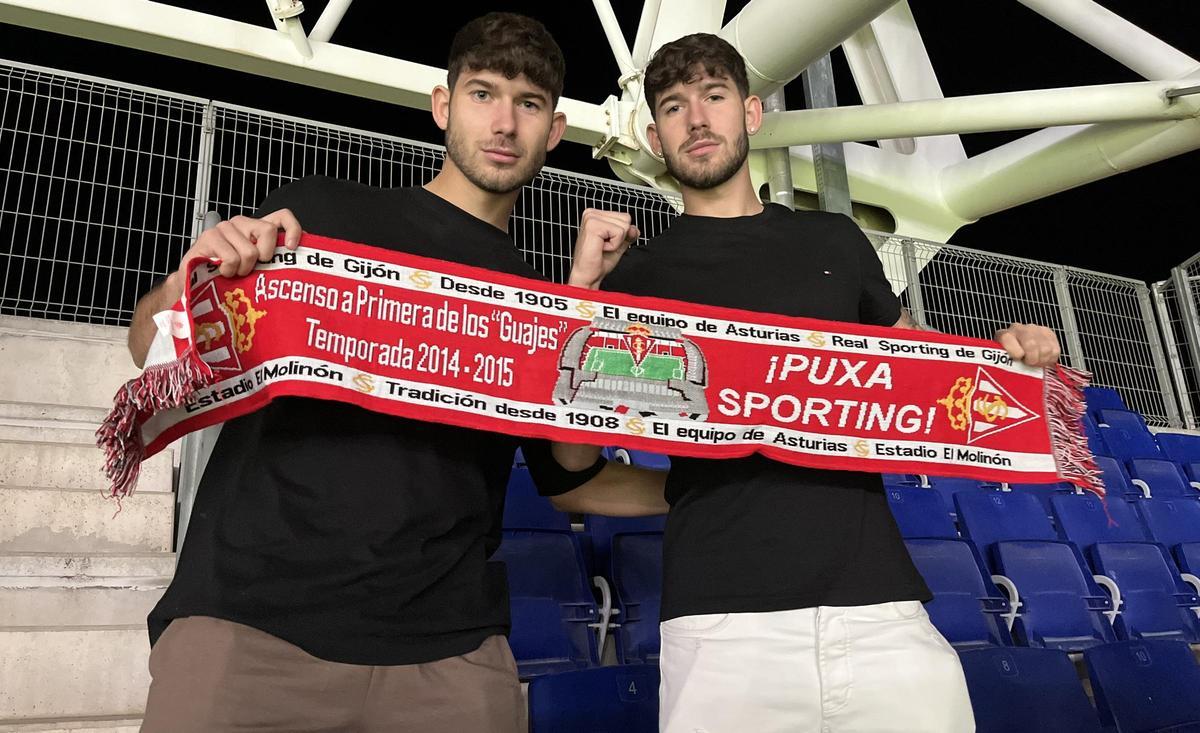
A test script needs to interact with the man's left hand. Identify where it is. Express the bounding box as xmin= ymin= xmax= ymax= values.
xmin=995 ymin=323 xmax=1062 ymax=367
